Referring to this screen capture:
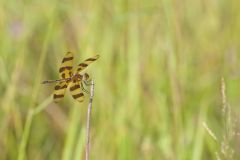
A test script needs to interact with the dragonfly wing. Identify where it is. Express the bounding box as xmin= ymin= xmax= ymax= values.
xmin=59 ymin=52 xmax=74 ymax=79
xmin=69 ymin=81 xmax=84 ymax=102
xmin=53 ymin=81 xmax=68 ymax=102
xmin=74 ymin=55 xmax=99 ymax=74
